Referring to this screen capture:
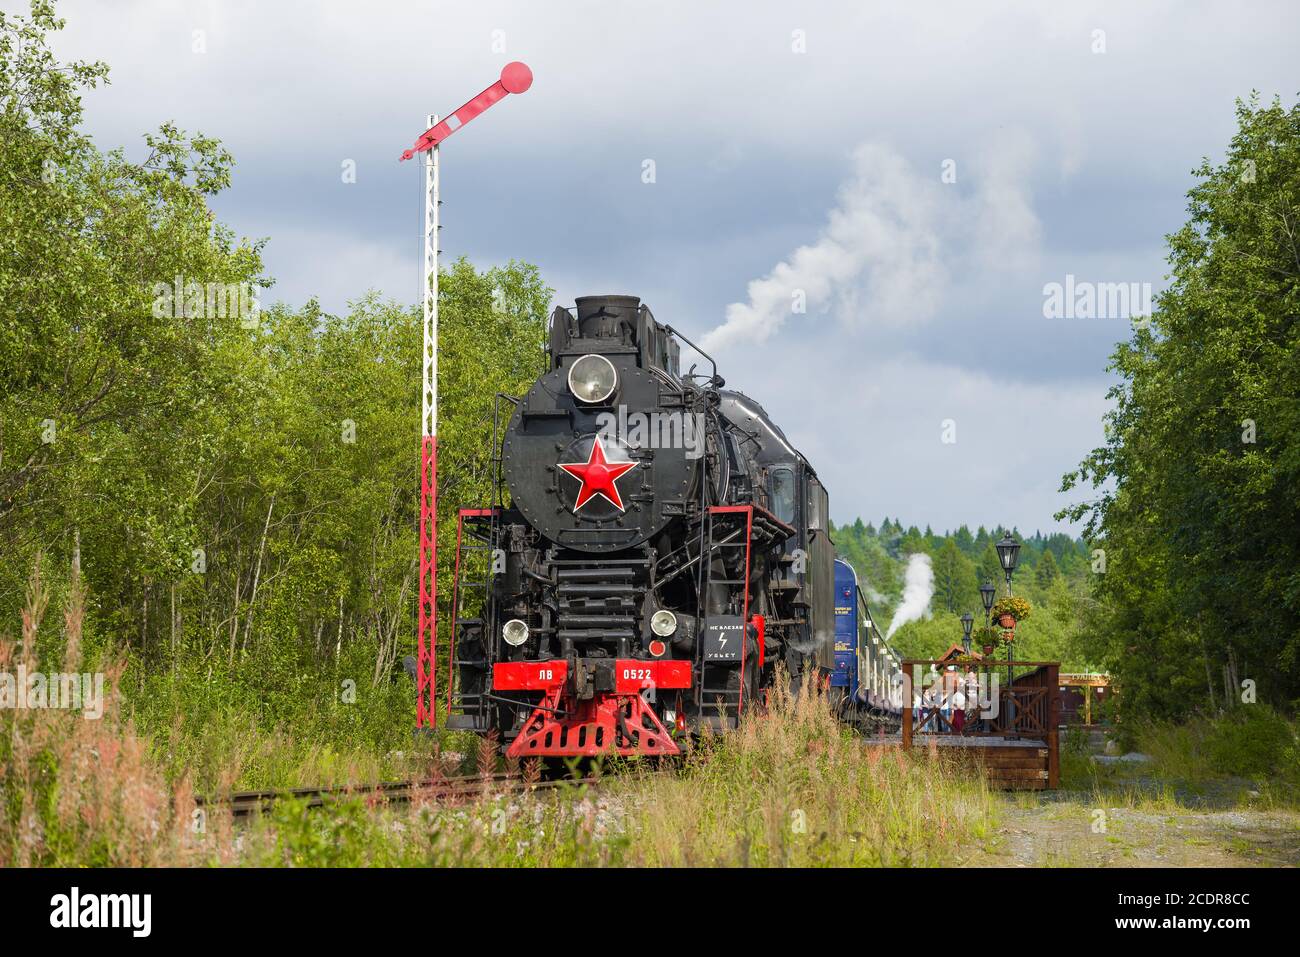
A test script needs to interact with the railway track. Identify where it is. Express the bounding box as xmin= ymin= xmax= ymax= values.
xmin=199 ymin=771 xmax=601 ymax=818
